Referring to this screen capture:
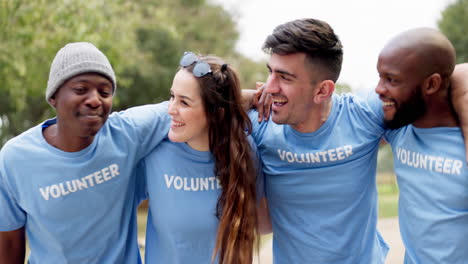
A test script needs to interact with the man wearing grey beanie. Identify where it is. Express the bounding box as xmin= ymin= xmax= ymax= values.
xmin=0 ymin=42 xmax=171 ymax=263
